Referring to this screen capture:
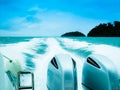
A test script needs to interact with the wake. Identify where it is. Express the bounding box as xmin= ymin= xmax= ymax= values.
xmin=33 ymin=38 xmax=84 ymax=90
xmin=0 ymin=37 xmax=120 ymax=90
